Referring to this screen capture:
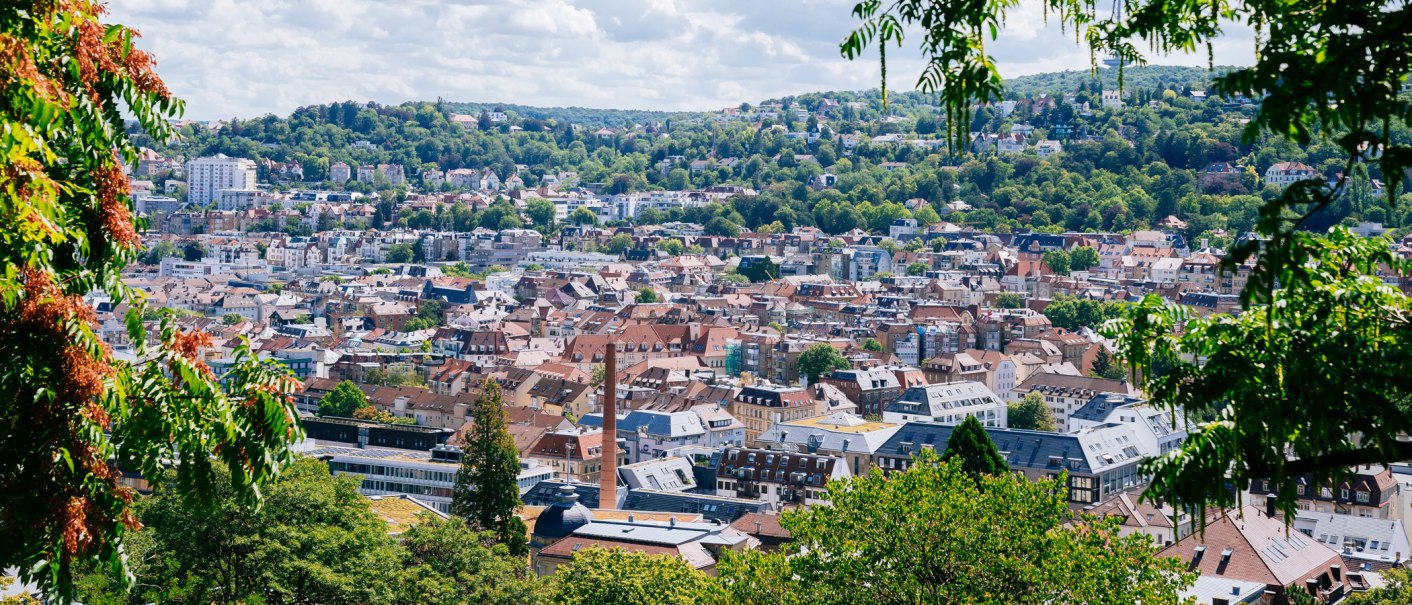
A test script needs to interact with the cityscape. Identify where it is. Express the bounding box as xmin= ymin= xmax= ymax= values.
xmin=2 ymin=2 xmax=1411 ymax=605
